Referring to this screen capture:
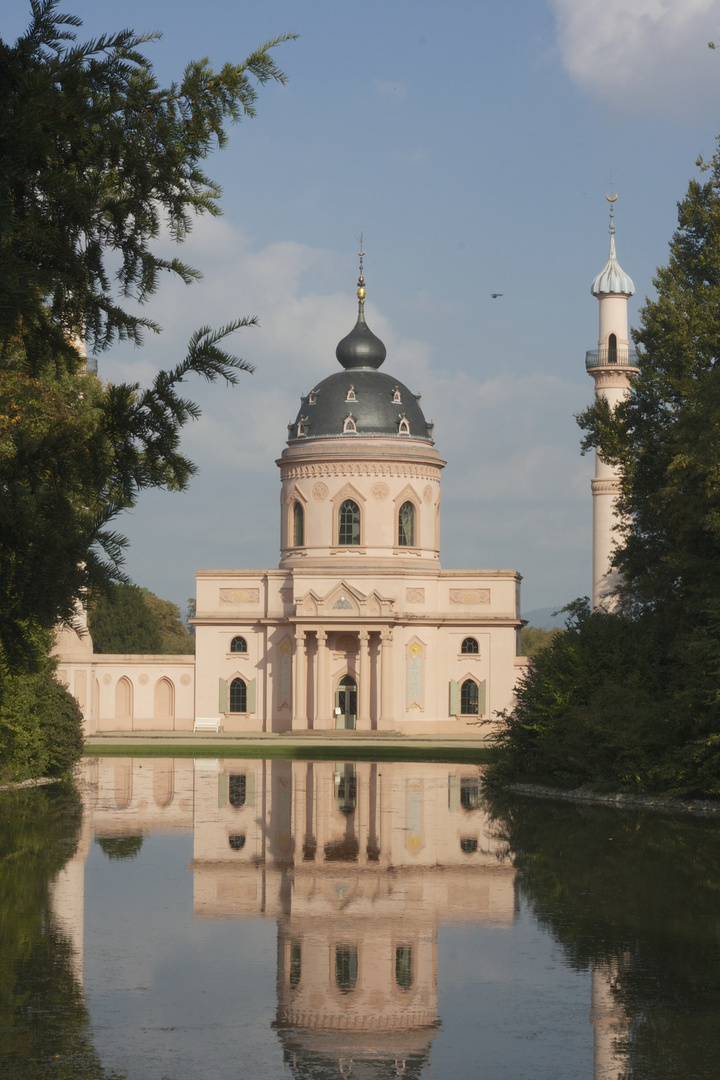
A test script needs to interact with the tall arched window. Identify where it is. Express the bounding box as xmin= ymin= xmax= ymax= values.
xmin=335 ymin=945 xmax=358 ymax=993
xmin=229 ymin=774 xmax=246 ymax=807
xmin=230 ymin=636 xmax=247 ymax=653
xmin=608 ymin=332 xmax=617 ymax=364
xmin=461 ymin=637 xmax=479 ymax=654
xmin=230 ymin=678 xmax=247 ymax=713
xmin=395 ymin=945 xmax=413 ymax=991
xmin=398 ymin=501 xmax=415 ymax=547
xmin=338 ymin=500 xmax=361 ymax=545
xmin=460 ymin=679 xmax=479 ymax=715
xmin=293 ymin=501 xmax=304 ymax=547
